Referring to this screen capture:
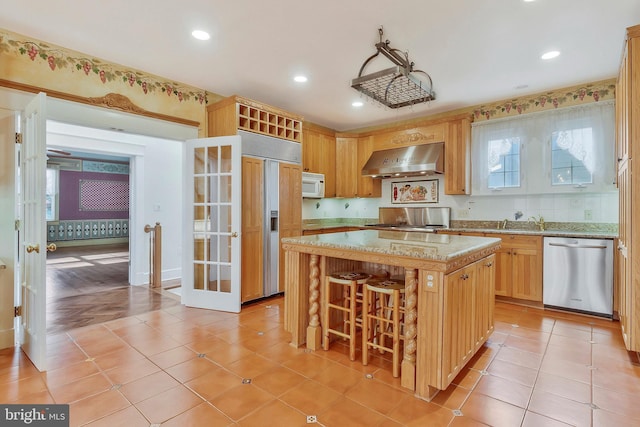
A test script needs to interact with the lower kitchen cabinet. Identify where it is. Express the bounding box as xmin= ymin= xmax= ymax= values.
xmin=439 ymin=231 xmax=543 ymax=303
xmin=492 ymin=234 xmax=543 ymax=302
